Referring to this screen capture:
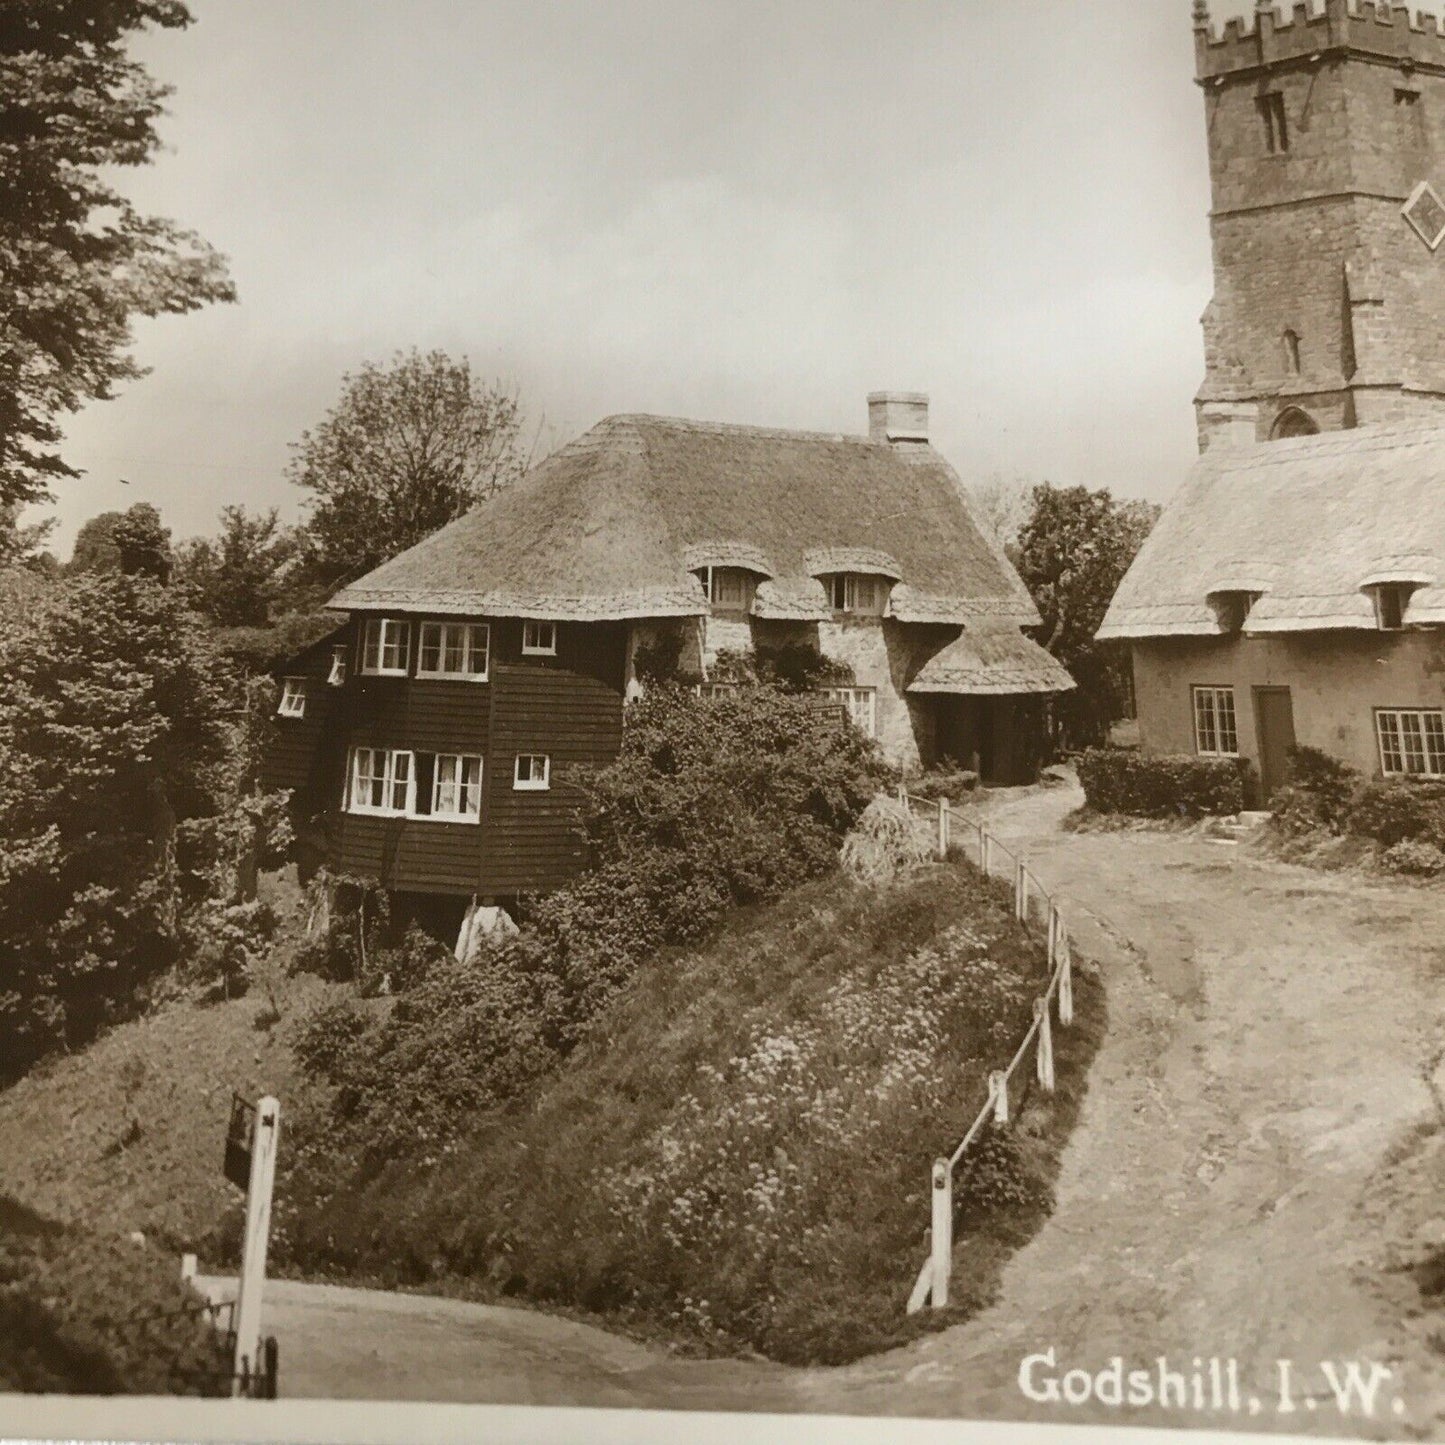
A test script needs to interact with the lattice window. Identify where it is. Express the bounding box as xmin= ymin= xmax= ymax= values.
xmin=1376 ymin=709 xmax=1445 ymax=777
xmin=1193 ymin=686 xmax=1239 ymax=757
xmin=818 ymin=686 xmax=877 ymax=738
